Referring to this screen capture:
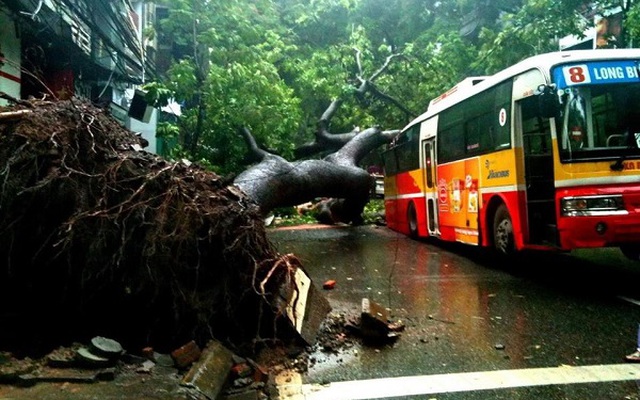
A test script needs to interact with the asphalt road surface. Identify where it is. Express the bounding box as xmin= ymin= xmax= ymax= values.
xmin=268 ymin=224 xmax=640 ymax=400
